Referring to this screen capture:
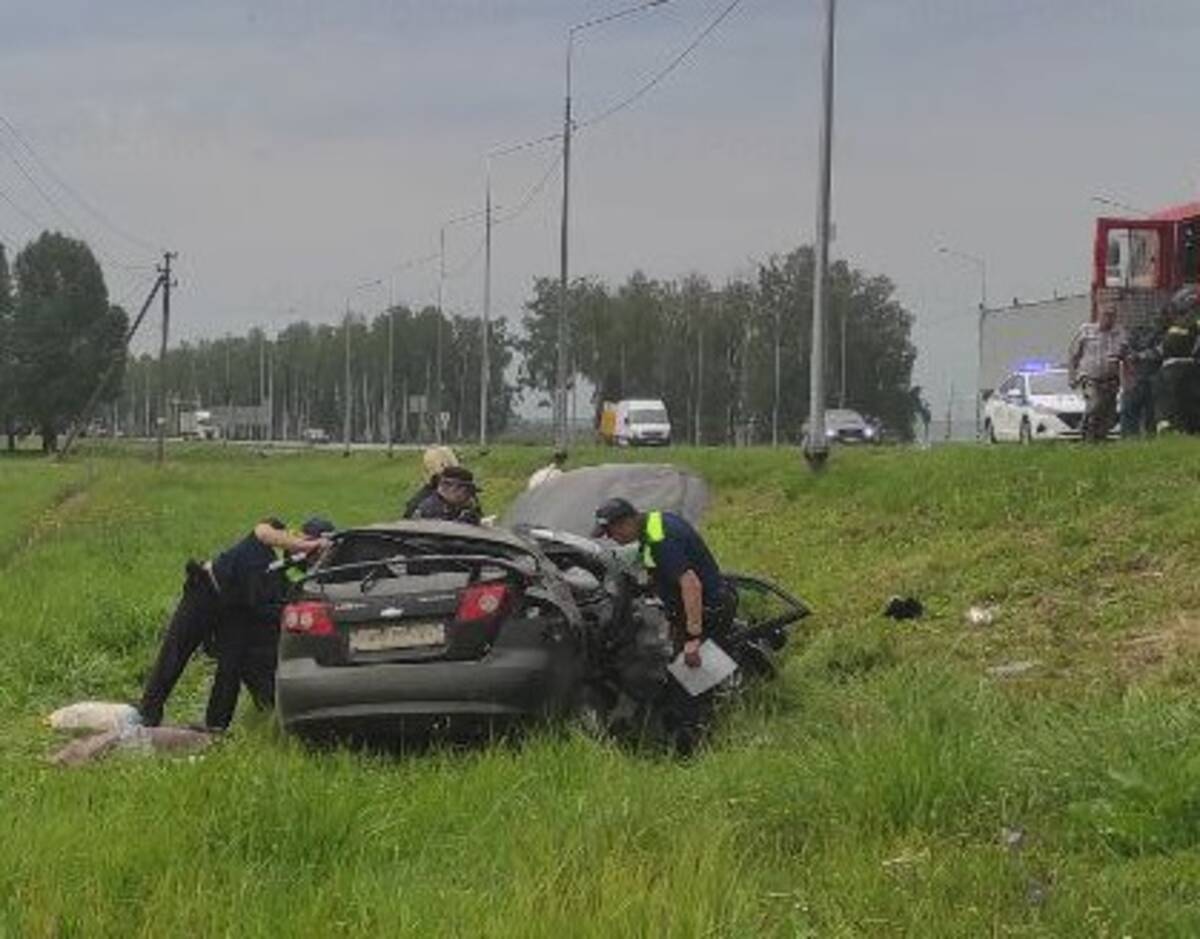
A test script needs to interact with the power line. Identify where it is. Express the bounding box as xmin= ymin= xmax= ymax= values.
xmin=0 ymin=111 xmax=162 ymax=256
xmin=577 ymin=0 xmax=747 ymax=132
xmin=497 ymin=153 xmax=564 ymax=227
